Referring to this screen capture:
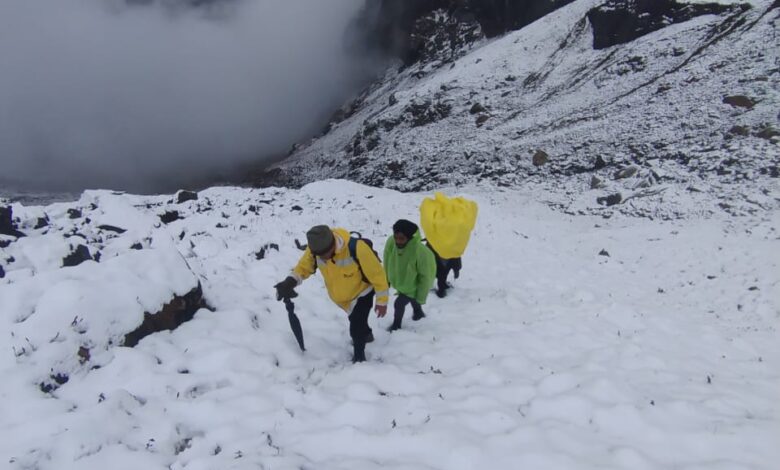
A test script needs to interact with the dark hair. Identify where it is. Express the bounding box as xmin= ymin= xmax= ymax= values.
xmin=392 ymin=219 xmax=418 ymax=238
